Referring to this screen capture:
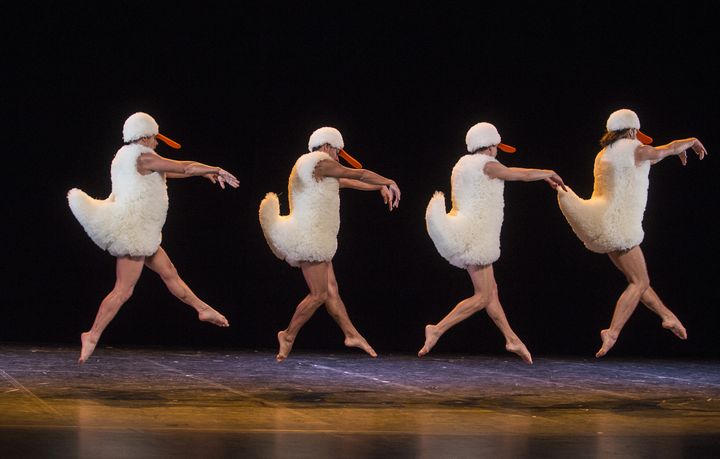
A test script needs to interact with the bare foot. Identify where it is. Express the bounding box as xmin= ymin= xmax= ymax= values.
xmin=506 ymin=340 xmax=533 ymax=364
xmin=78 ymin=332 xmax=97 ymax=364
xmin=418 ymin=324 xmax=441 ymax=357
xmin=198 ymin=306 xmax=229 ymax=327
xmin=596 ymin=329 xmax=618 ymax=358
xmin=276 ymin=331 xmax=294 ymax=362
xmin=662 ymin=317 xmax=687 ymax=340
xmin=344 ymin=335 xmax=377 ymax=358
